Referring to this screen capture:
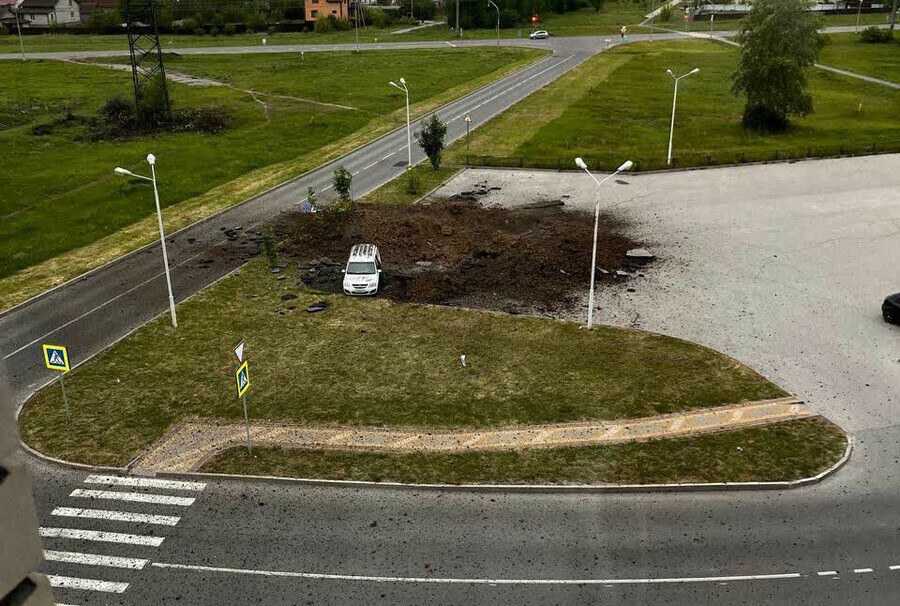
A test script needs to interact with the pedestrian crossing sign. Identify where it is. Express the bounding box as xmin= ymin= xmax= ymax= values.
xmin=42 ymin=344 xmax=70 ymax=372
xmin=235 ymin=360 xmax=250 ymax=398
